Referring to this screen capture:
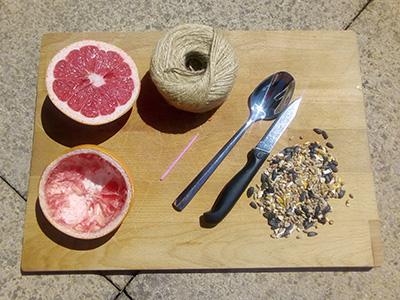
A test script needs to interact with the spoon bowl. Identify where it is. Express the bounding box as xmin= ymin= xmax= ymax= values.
xmin=173 ymin=71 xmax=295 ymax=211
xmin=248 ymin=71 xmax=295 ymax=122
